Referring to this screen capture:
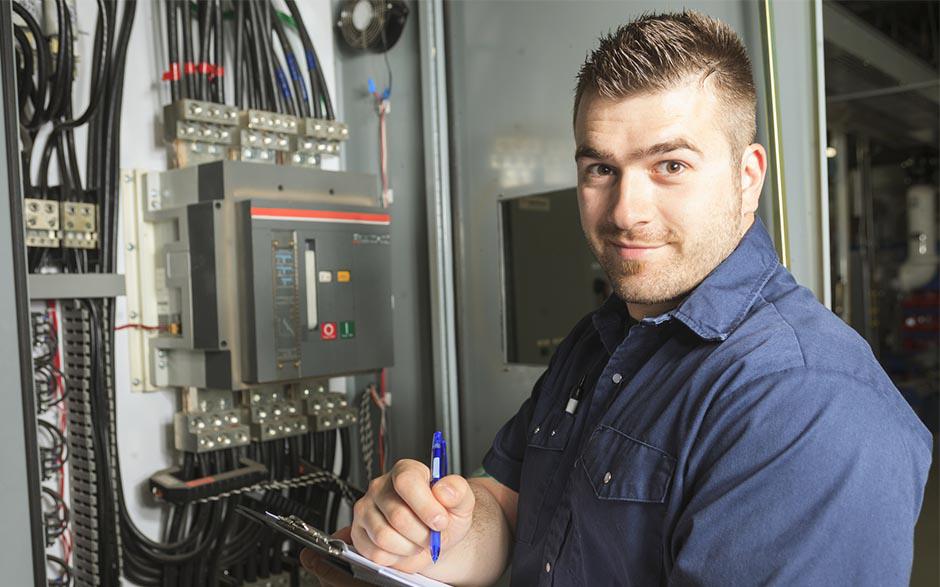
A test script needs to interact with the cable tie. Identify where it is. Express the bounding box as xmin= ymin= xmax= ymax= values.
xmin=197 ymin=62 xmax=214 ymax=75
xmin=161 ymin=62 xmax=181 ymax=81
xmin=183 ymin=62 xmax=196 ymax=75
